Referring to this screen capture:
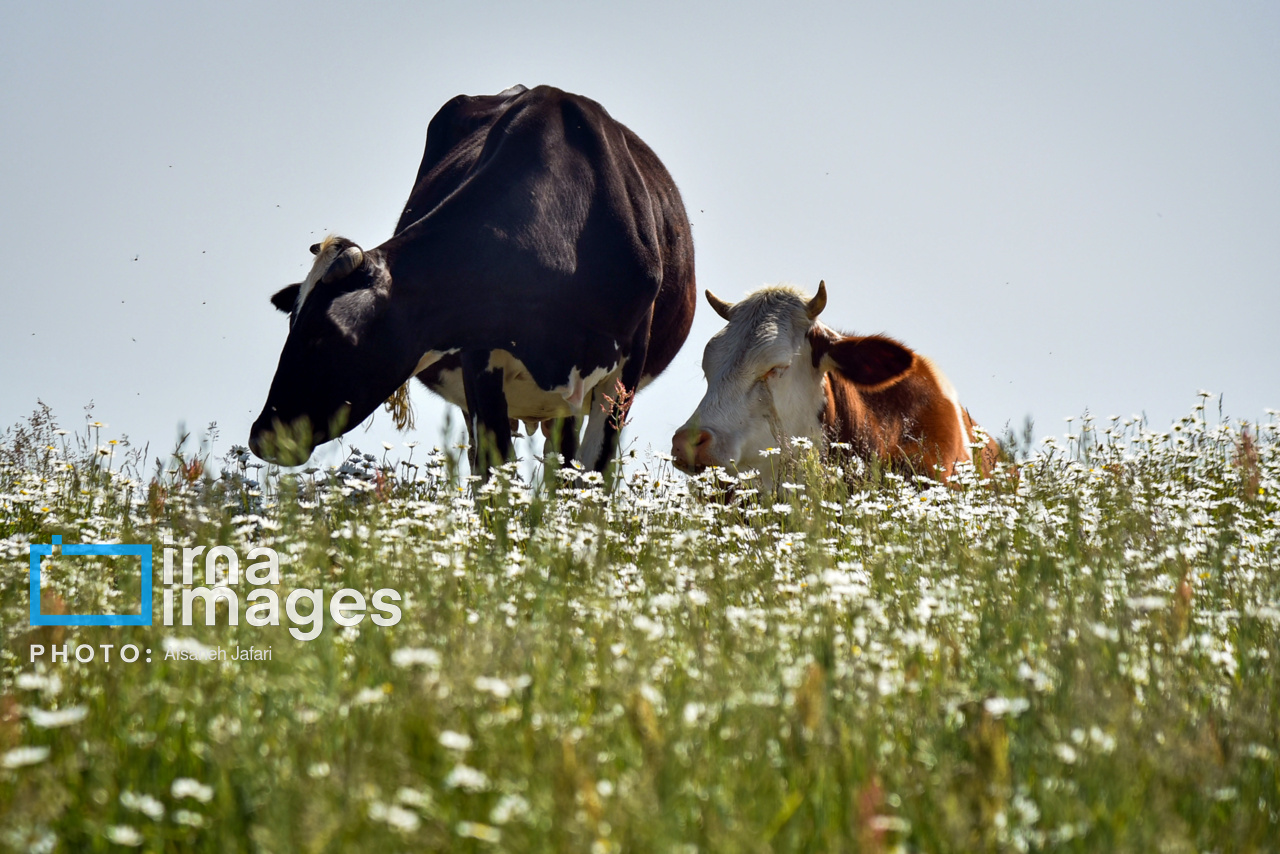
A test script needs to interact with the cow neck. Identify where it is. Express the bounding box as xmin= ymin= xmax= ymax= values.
xmin=821 ymin=370 xmax=900 ymax=462
xmin=375 ymin=239 xmax=467 ymax=362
